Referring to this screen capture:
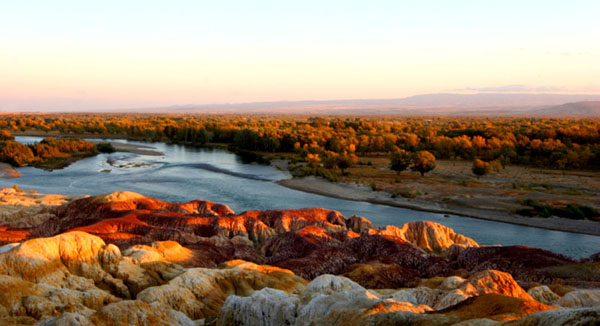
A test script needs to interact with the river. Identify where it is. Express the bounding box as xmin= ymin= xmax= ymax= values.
xmin=2 ymin=136 xmax=599 ymax=259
